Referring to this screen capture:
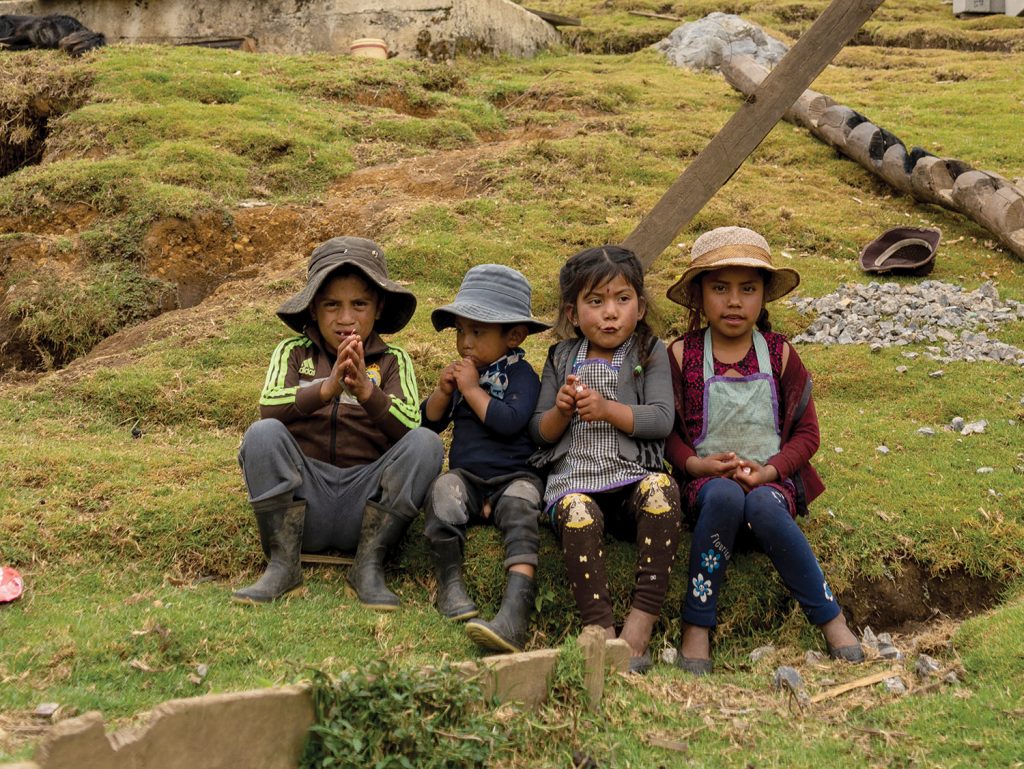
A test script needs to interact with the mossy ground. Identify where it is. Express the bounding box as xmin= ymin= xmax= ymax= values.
xmin=2 ymin=1 xmax=1024 ymax=765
